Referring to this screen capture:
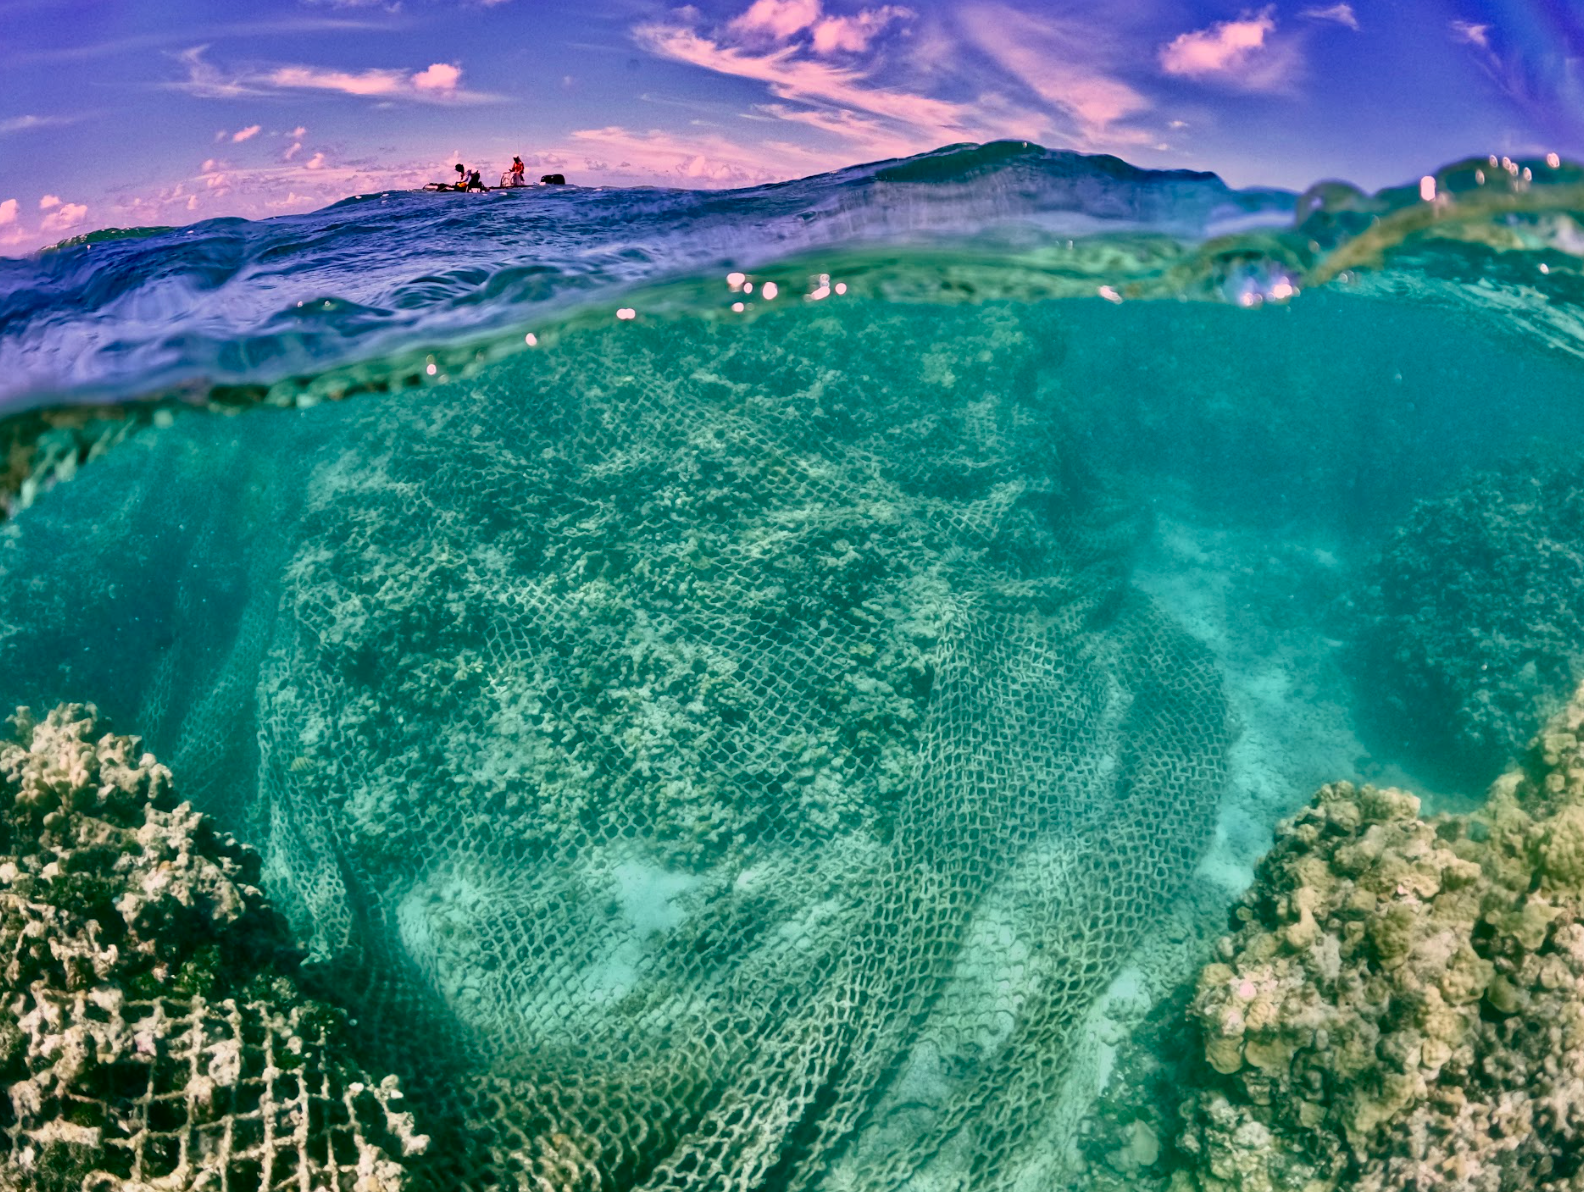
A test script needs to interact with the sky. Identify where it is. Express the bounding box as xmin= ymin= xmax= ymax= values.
xmin=0 ymin=0 xmax=1580 ymax=254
